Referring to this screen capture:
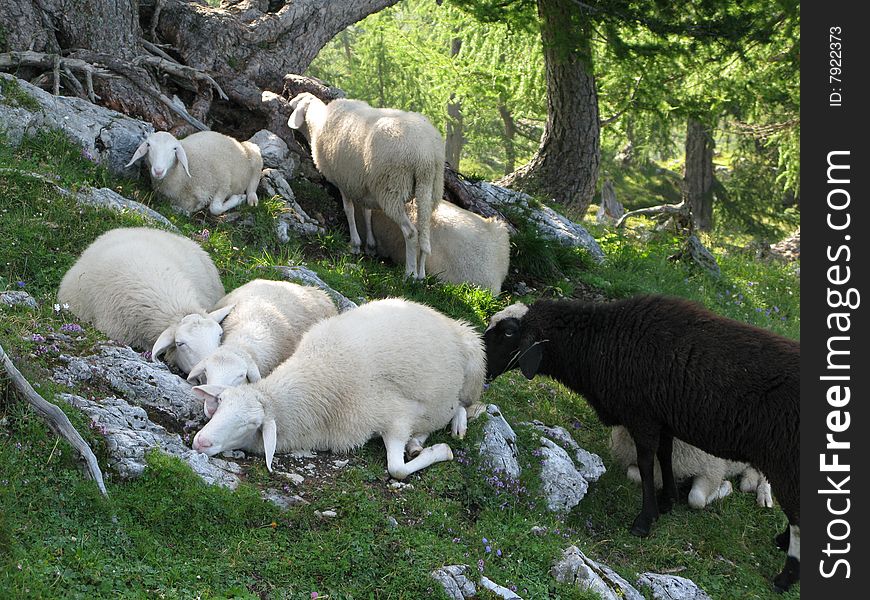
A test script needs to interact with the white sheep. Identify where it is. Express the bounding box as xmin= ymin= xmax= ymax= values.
xmin=58 ymin=227 xmax=230 ymax=373
xmin=610 ymin=425 xmax=773 ymax=509
xmin=126 ymin=131 xmax=263 ymax=216
xmin=191 ymin=298 xmax=486 ymax=479
xmin=287 ymin=93 xmax=445 ymax=279
xmin=187 ymin=279 xmax=338 ymax=395
xmin=357 ymin=201 xmax=510 ymax=295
